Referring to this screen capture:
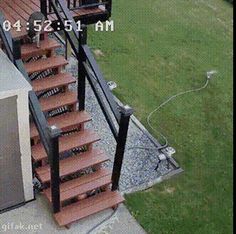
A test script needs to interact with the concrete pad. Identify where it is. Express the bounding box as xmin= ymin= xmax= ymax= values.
xmin=0 ymin=195 xmax=146 ymax=234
